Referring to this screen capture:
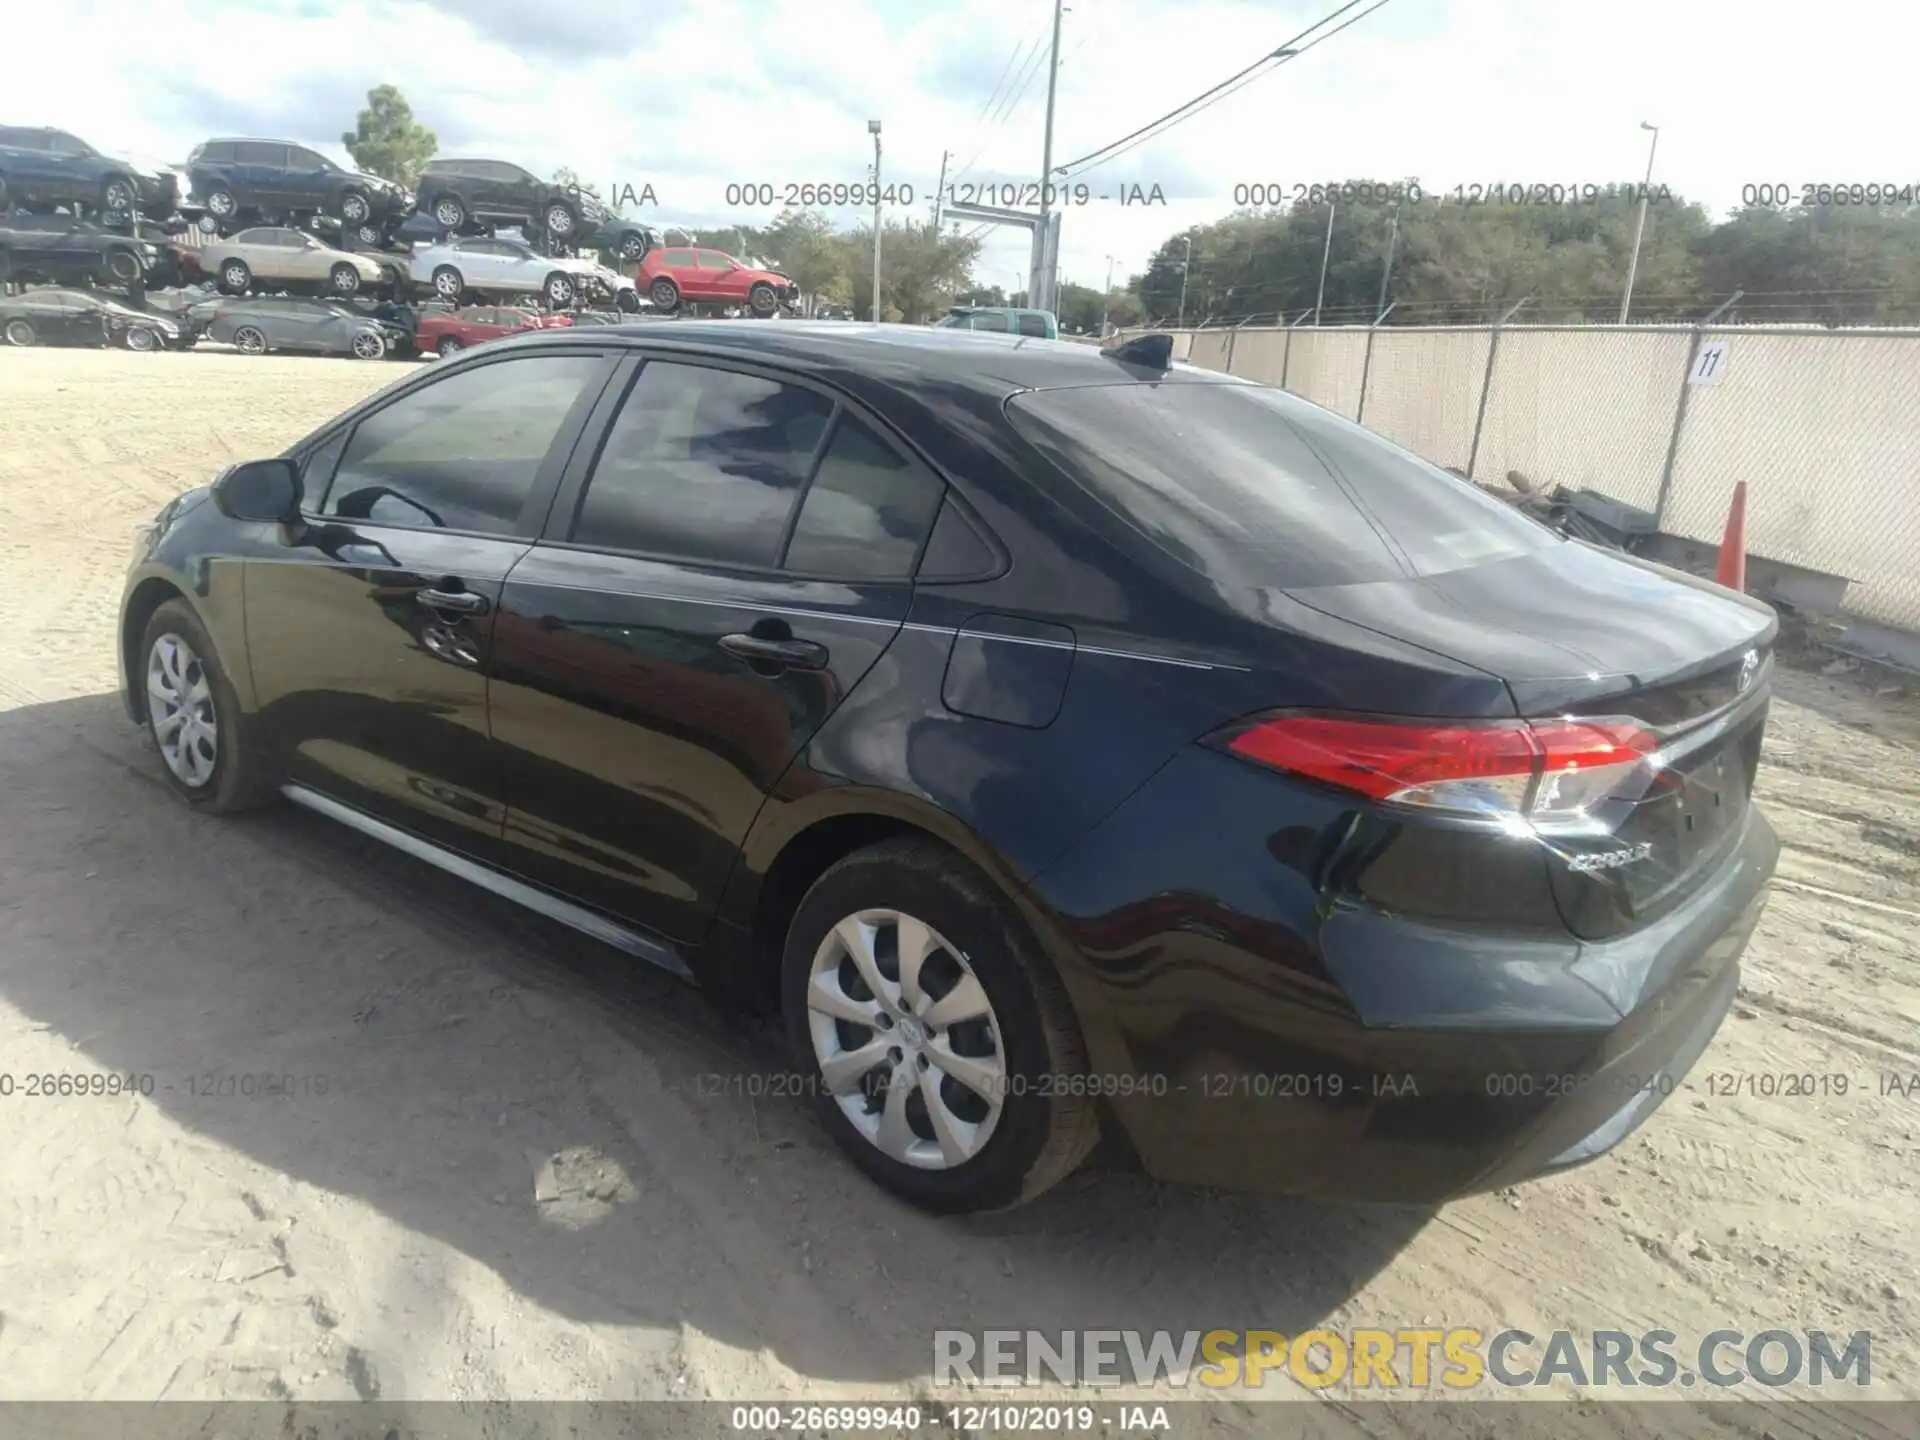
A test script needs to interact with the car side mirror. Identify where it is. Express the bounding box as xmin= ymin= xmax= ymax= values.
xmin=211 ymin=457 xmax=303 ymax=523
